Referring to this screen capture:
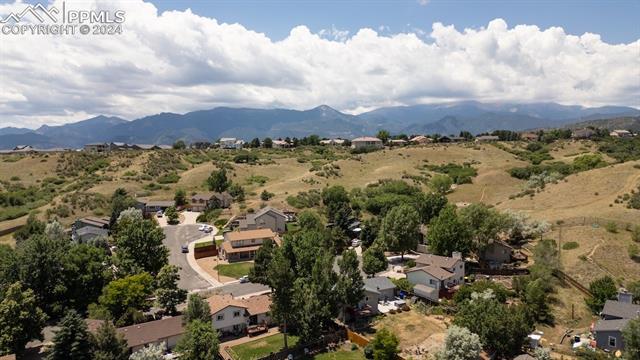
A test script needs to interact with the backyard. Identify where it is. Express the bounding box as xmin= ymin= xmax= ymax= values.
xmin=229 ymin=334 xmax=364 ymax=360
